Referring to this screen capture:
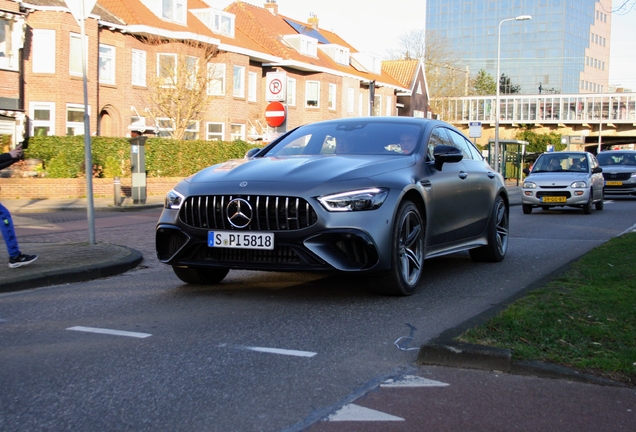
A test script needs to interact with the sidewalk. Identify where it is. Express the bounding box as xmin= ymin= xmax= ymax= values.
xmin=0 ymin=196 xmax=163 ymax=293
